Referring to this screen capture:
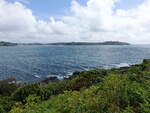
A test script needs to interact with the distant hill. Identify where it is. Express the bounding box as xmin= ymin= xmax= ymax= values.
xmin=49 ymin=41 xmax=130 ymax=45
xmin=0 ymin=41 xmax=17 ymax=46
xmin=21 ymin=41 xmax=130 ymax=46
